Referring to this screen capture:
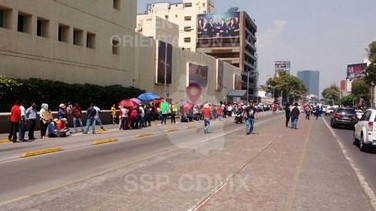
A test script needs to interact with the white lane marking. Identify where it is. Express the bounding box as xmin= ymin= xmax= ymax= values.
xmin=323 ymin=118 xmax=376 ymax=210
